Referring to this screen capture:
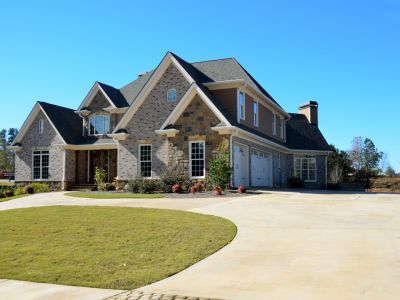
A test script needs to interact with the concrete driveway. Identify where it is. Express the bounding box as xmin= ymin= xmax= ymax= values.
xmin=1 ymin=191 xmax=400 ymax=300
